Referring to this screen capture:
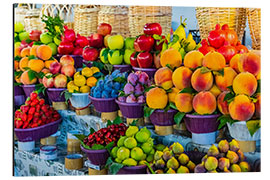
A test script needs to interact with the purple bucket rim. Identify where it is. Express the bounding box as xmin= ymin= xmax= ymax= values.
xmin=47 ymin=88 xmax=67 ymax=92
xmin=153 ymin=109 xmax=178 ymax=113
xmin=113 ymin=64 xmax=131 ymax=68
xmin=69 ymin=55 xmax=83 ymax=58
xmin=185 ymin=114 xmax=221 ymax=119
xmin=14 ymin=119 xmax=61 ymax=132
xmin=122 ymin=165 xmax=147 ymax=170
xmin=90 ymin=96 xmax=116 ymax=102
xmin=82 ymin=59 xmax=94 ymax=63
xmin=115 ymin=99 xmax=144 ymax=107
xmin=132 ymin=67 xmax=157 ymax=71
xmin=20 ymin=84 xmax=36 ymax=88
xmin=80 ymin=144 xmax=108 ymax=153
